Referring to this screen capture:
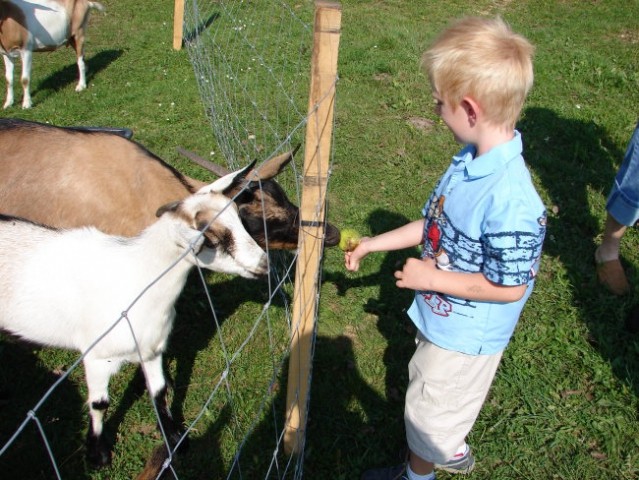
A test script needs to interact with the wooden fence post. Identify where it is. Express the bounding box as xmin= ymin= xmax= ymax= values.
xmin=173 ymin=0 xmax=185 ymax=50
xmin=284 ymin=0 xmax=342 ymax=457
